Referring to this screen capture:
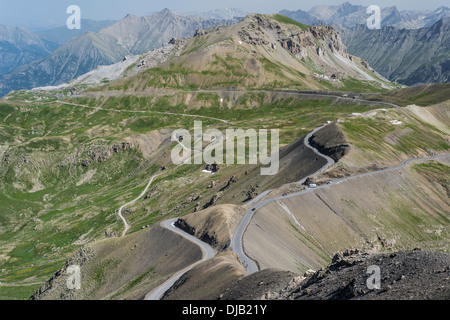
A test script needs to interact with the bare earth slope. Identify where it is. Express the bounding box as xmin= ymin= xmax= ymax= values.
xmin=176 ymin=205 xmax=245 ymax=251
xmin=244 ymin=156 xmax=450 ymax=275
xmin=215 ymin=268 xmax=299 ymax=300
xmin=30 ymin=224 xmax=202 ymax=300
xmin=161 ymin=252 xmax=248 ymax=300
